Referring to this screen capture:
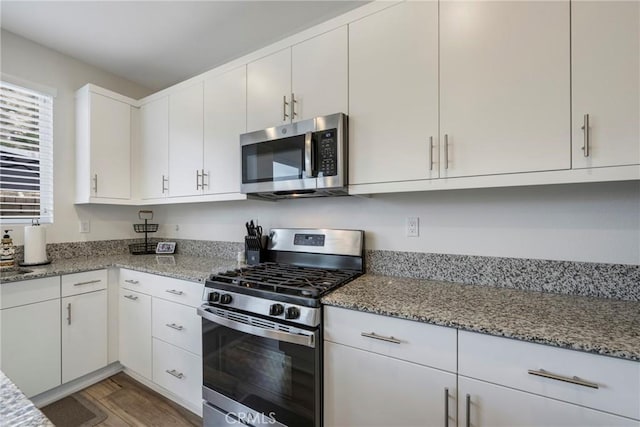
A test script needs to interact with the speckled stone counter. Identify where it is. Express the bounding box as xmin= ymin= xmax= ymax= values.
xmin=322 ymin=275 xmax=640 ymax=361
xmin=0 ymin=253 xmax=239 ymax=284
xmin=1 ymin=370 xmax=53 ymax=427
